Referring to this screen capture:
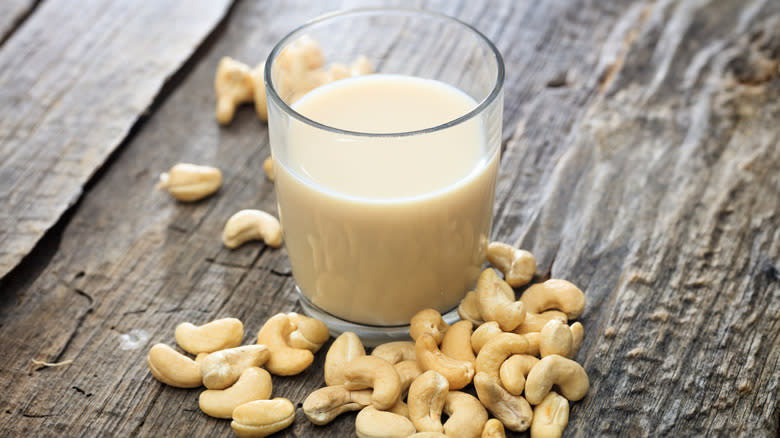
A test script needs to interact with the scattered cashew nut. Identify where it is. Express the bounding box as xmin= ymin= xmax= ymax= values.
xmin=481 ymin=418 xmax=506 ymax=438
xmin=513 ymin=310 xmax=568 ymax=335
xmin=475 ymin=333 xmax=535 ymax=380
xmin=215 ymin=56 xmax=254 ymax=125
xmin=355 ymin=406 xmax=416 ymax=438
xmin=199 ymin=344 xmax=270 ymax=389
xmin=343 ymin=356 xmax=402 ymax=410
xmin=410 ymin=309 xmax=449 ymax=344
xmin=324 ymin=331 xmax=365 ymax=386
xmin=199 ymin=367 xmax=272 ymax=419
xmin=372 ymin=341 xmax=416 ymax=364
xmin=499 ymin=354 xmax=539 ymax=396
xmin=570 ymin=322 xmax=584 ymax=358
xmin=395 ymin=360 xmax=423 ymax=398
xmin=286 ymin=312 xmax=330 ymax=353
xmin=156 ymin=163 xmax=223 ymax=202
xmin=147 ymin=343 xmax=202 ymax=388
xmin=231 ymin=397 xmax=295 ymax=438
xmin=520 ymin=279 xmax=586 ymax=319
xmin=262 ymin=156 xmax=274 ymax=181
xmin=525 ymin=354 xmax=589 ymax=405
xmin=457 ymin=290 xmax=483 ymax=325
xmin=473 ymin=372 xmax=533 ymax=432
xmin=487 ymin=242 xmax=536 ymax=287
xmin=222 ymin=209 xmax=283 ymax=249
xmin=440 ymin=320 xmax=475 ymax=365
xmin=303 ymin=385 xmax=371 ymax=425
xmin=416 ymin=333 xmax=475 ymax=390
xmin=442 ymin=391 xmax=488 ymax=438
xmin=530 ymin=391 xmax=569 ymax=438
xmin=471 ymin=321 xmax=503 ymax=354
xmin=476 ymin=269 xmax=526 ymax=331
xmin=256 ymin=313 xmax=314 ymax=376
xmin=408 ymin=370 xmax=449 ymax=433
xmin=175 ymin=317 xmax=243 ymax=355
